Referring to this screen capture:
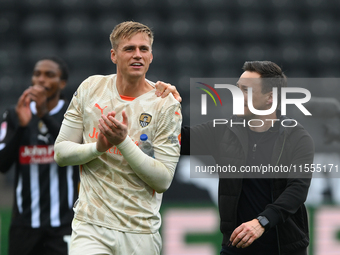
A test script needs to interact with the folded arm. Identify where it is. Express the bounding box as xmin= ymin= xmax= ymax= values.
xmin=55 ymin=112 xmax=179 ymax=193
xmin=117 ymin=135 xmax=176 ymax=193
xmin=54 ymin=119 xmax=103 ymax=166
xmin=97 ymin=109 xmax=179 ymax=193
